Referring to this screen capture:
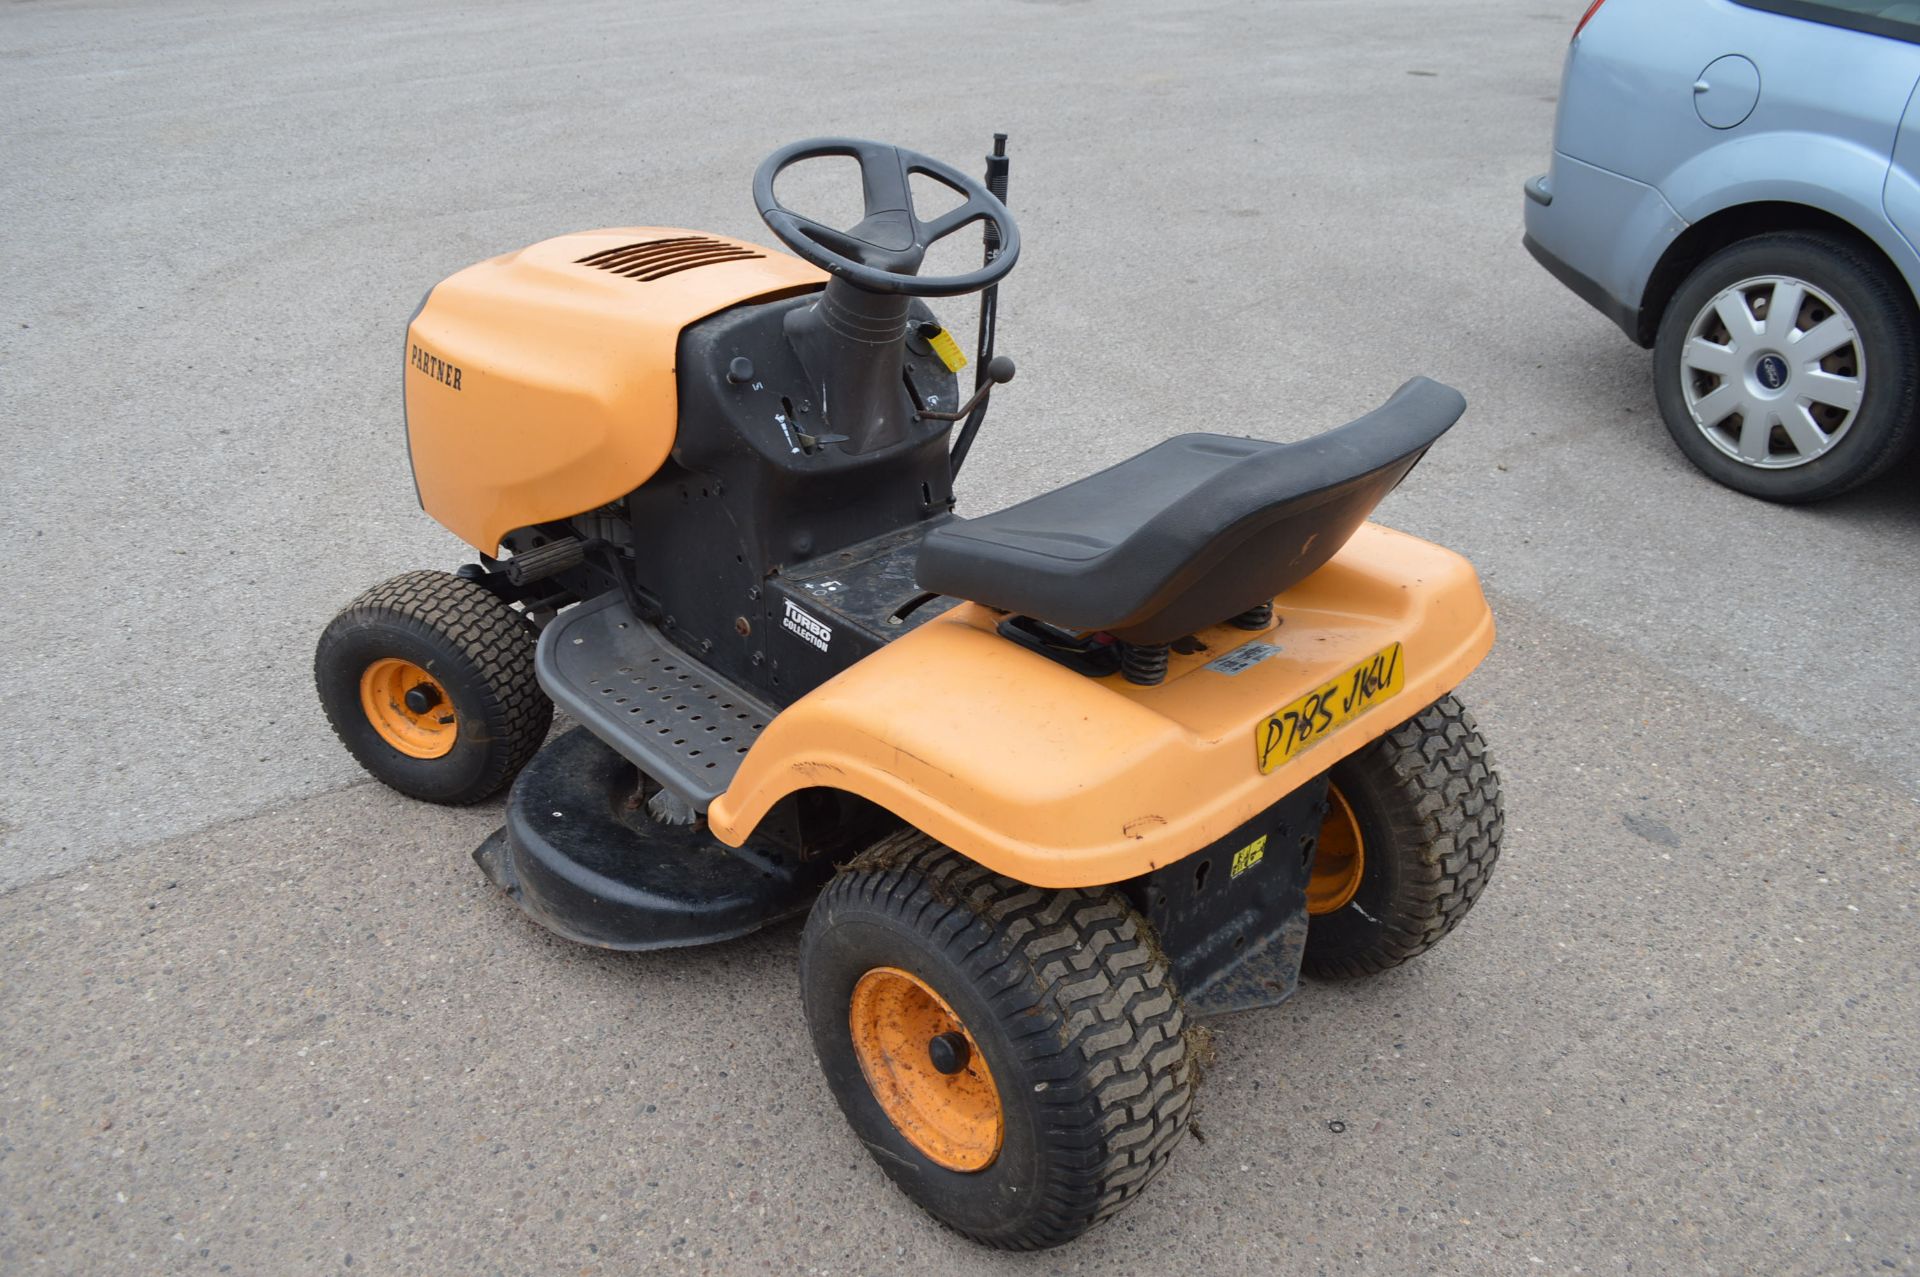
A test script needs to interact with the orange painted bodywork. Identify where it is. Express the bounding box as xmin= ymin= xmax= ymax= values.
xmin=405 ymin=228 xmax=826 ymax=553
xmin=707 ymin=523 xmax=1494 ymax=888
